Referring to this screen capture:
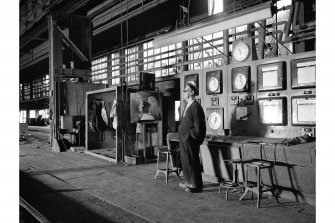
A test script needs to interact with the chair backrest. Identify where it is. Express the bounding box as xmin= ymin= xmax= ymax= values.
xmin=166 ymin=133 xmax=180 ymax=168
xmin=259 ymin=142 xmax=277 ymax=164
xmin=166 ymin=133 xmax=179 ymax=152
